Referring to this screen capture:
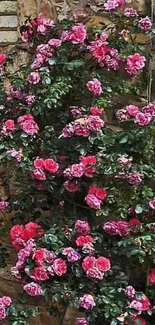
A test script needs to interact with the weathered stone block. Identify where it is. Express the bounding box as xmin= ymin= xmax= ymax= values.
xmin=0 ymin=1 xmax=17 ymax=14
xmin=0 ymin=30 xmax=18 ymax=43
xmin=0 ymin=15 xmax=17 ymax=28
